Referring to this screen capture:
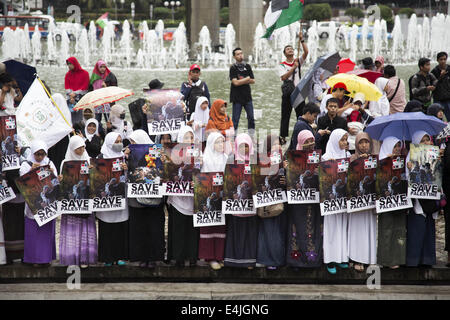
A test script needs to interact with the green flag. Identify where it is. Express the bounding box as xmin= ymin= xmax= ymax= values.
xmin=263 ymin=0 xmax=304 ymax=39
